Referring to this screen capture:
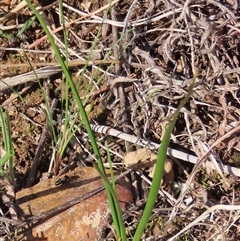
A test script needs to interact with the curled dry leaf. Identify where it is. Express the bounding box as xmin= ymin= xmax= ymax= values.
xmin=123 ymin=148 xmax=174 ymax=186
